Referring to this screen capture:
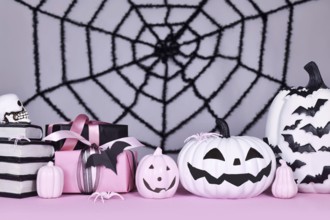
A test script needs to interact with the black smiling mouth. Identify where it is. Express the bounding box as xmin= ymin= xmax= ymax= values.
xmin=187 ymin=162 xmax=272 ymax=187
xmin=143 ymin=177 xmax=176 ymax=193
